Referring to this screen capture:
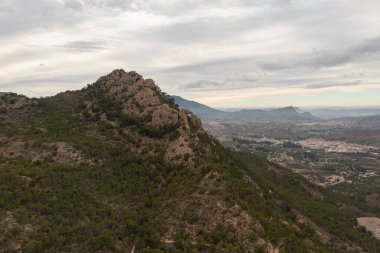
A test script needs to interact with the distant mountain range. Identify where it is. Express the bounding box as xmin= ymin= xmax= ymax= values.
xmin=171 ymin=95 xmax=229 ymax=118
xmin=306 ymin=108 xmax=380 ymax=119
xmin=172 ymin=95 xmax=320 ymax=123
